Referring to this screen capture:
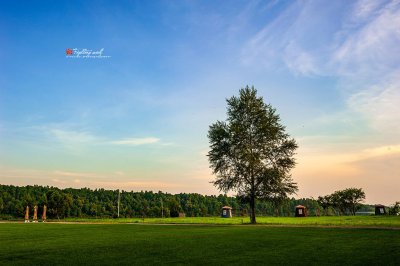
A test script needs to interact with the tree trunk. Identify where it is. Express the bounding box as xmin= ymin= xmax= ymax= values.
xmin=250 ymin=194 xmax=256 ymax=224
